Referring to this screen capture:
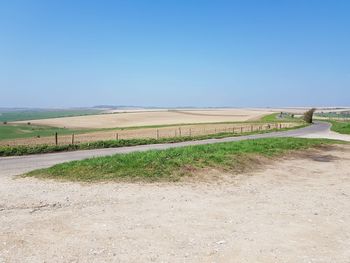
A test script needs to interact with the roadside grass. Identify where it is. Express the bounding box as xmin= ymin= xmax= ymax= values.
xmin=25 ymin=137 xmax=340 ymax=182
xmin=330 ymin=120 xmax=350 ymax=134
xmin=0 ymin=124 xmax=307 ymax=157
